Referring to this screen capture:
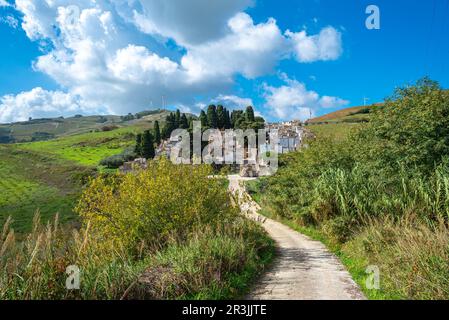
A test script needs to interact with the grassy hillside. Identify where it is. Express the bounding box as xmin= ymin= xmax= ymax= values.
xmin=19 ymin=127 xmax=137 ymax=166
xmin=0 ymin=109 xmax=171 ymax=143
xmin=307 ymin=104 xmax=378 ymax=124
xmin=0 ymin=110 xmax=169 ymax=232
xmin=305 ymin=104 xmax=380 ymax=141
xmin=0 ymin=145 xmax=91 ymax=232
xmin=307 ymin=123 xmax=359 ymax=141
